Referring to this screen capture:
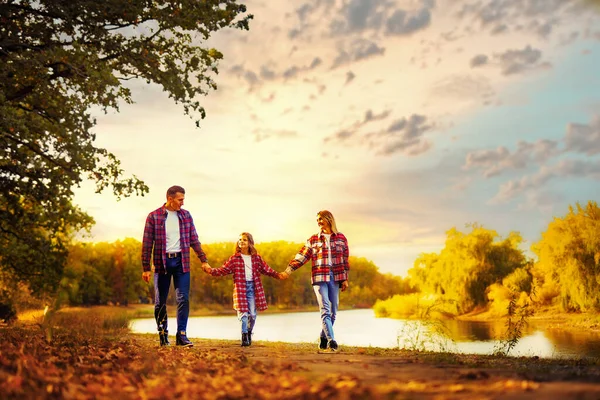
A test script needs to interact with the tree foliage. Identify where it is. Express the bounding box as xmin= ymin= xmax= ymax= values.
xmin=531 ymin=201 xmax=600 ymax=312
xmin=0 ymin=0 xmax=251 ymax=294
xmin=59 ymin=239 xmax=405 ymax=310
xmin=408 ymin=224 xmax=527 ymax=314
